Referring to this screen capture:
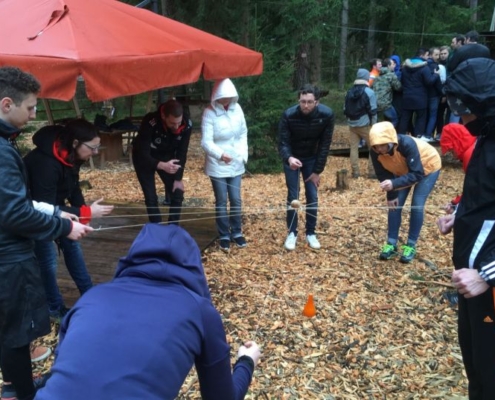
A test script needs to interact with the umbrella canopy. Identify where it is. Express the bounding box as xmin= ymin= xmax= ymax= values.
xmin=0 ymin=0 xmax=263 ymax=101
